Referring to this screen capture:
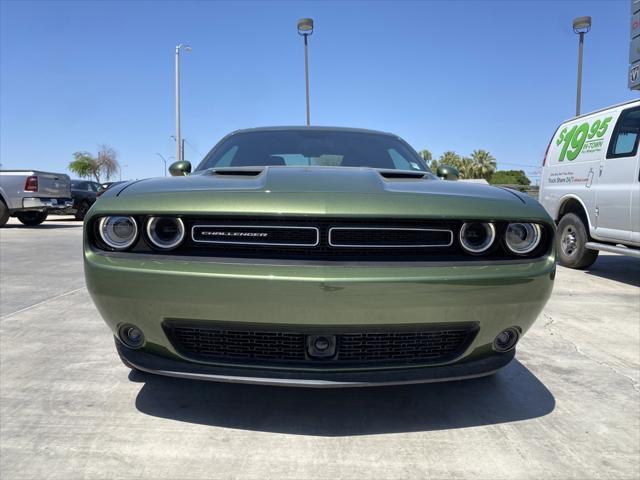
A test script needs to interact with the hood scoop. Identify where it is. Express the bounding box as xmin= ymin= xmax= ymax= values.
xmin=378 ymin=170 xmax=427 ymax=180
xmin=212 ymin=168 xmax=264 ymax=177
